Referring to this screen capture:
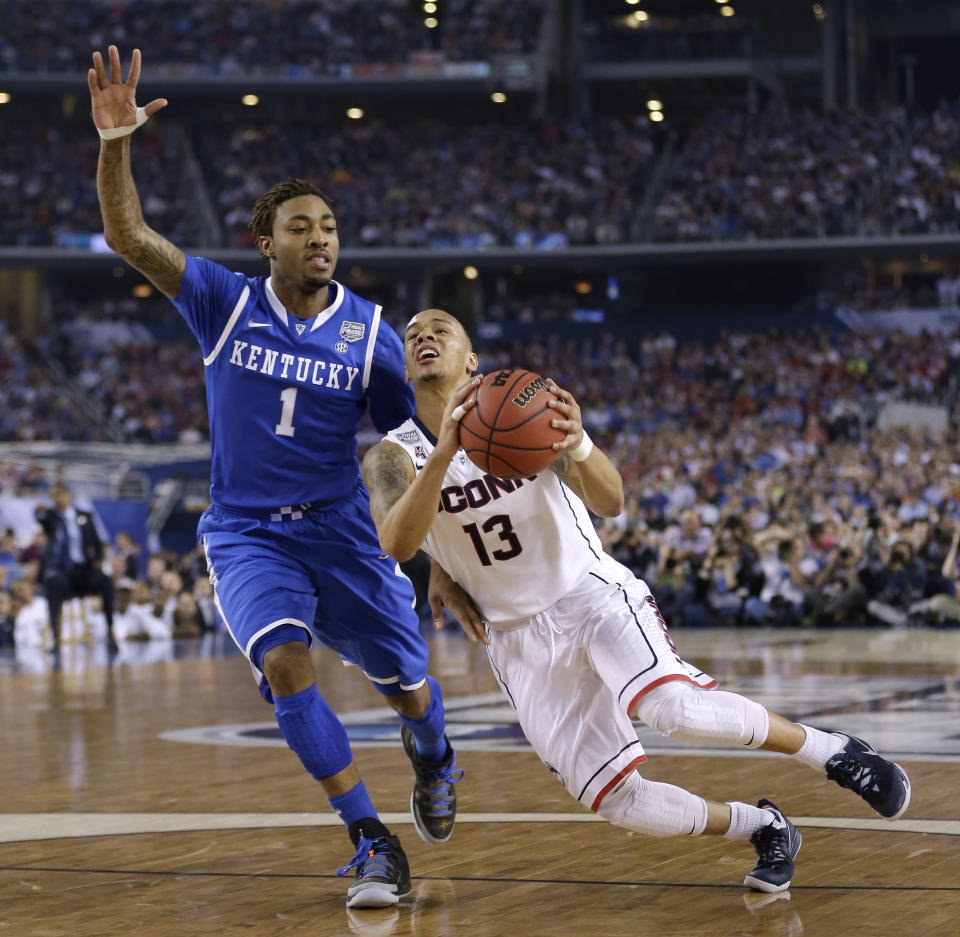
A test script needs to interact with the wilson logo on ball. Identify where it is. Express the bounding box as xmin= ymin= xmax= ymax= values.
xmin=512 ymin=376 xmax=551 ymax=408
